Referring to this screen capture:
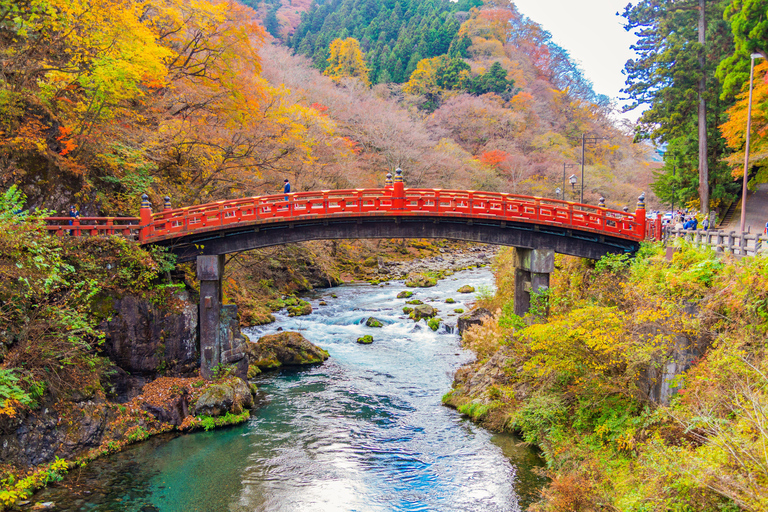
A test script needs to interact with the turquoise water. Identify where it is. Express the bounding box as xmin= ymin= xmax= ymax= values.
xmin=32 ymin=267 xmax=546 ymax=511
